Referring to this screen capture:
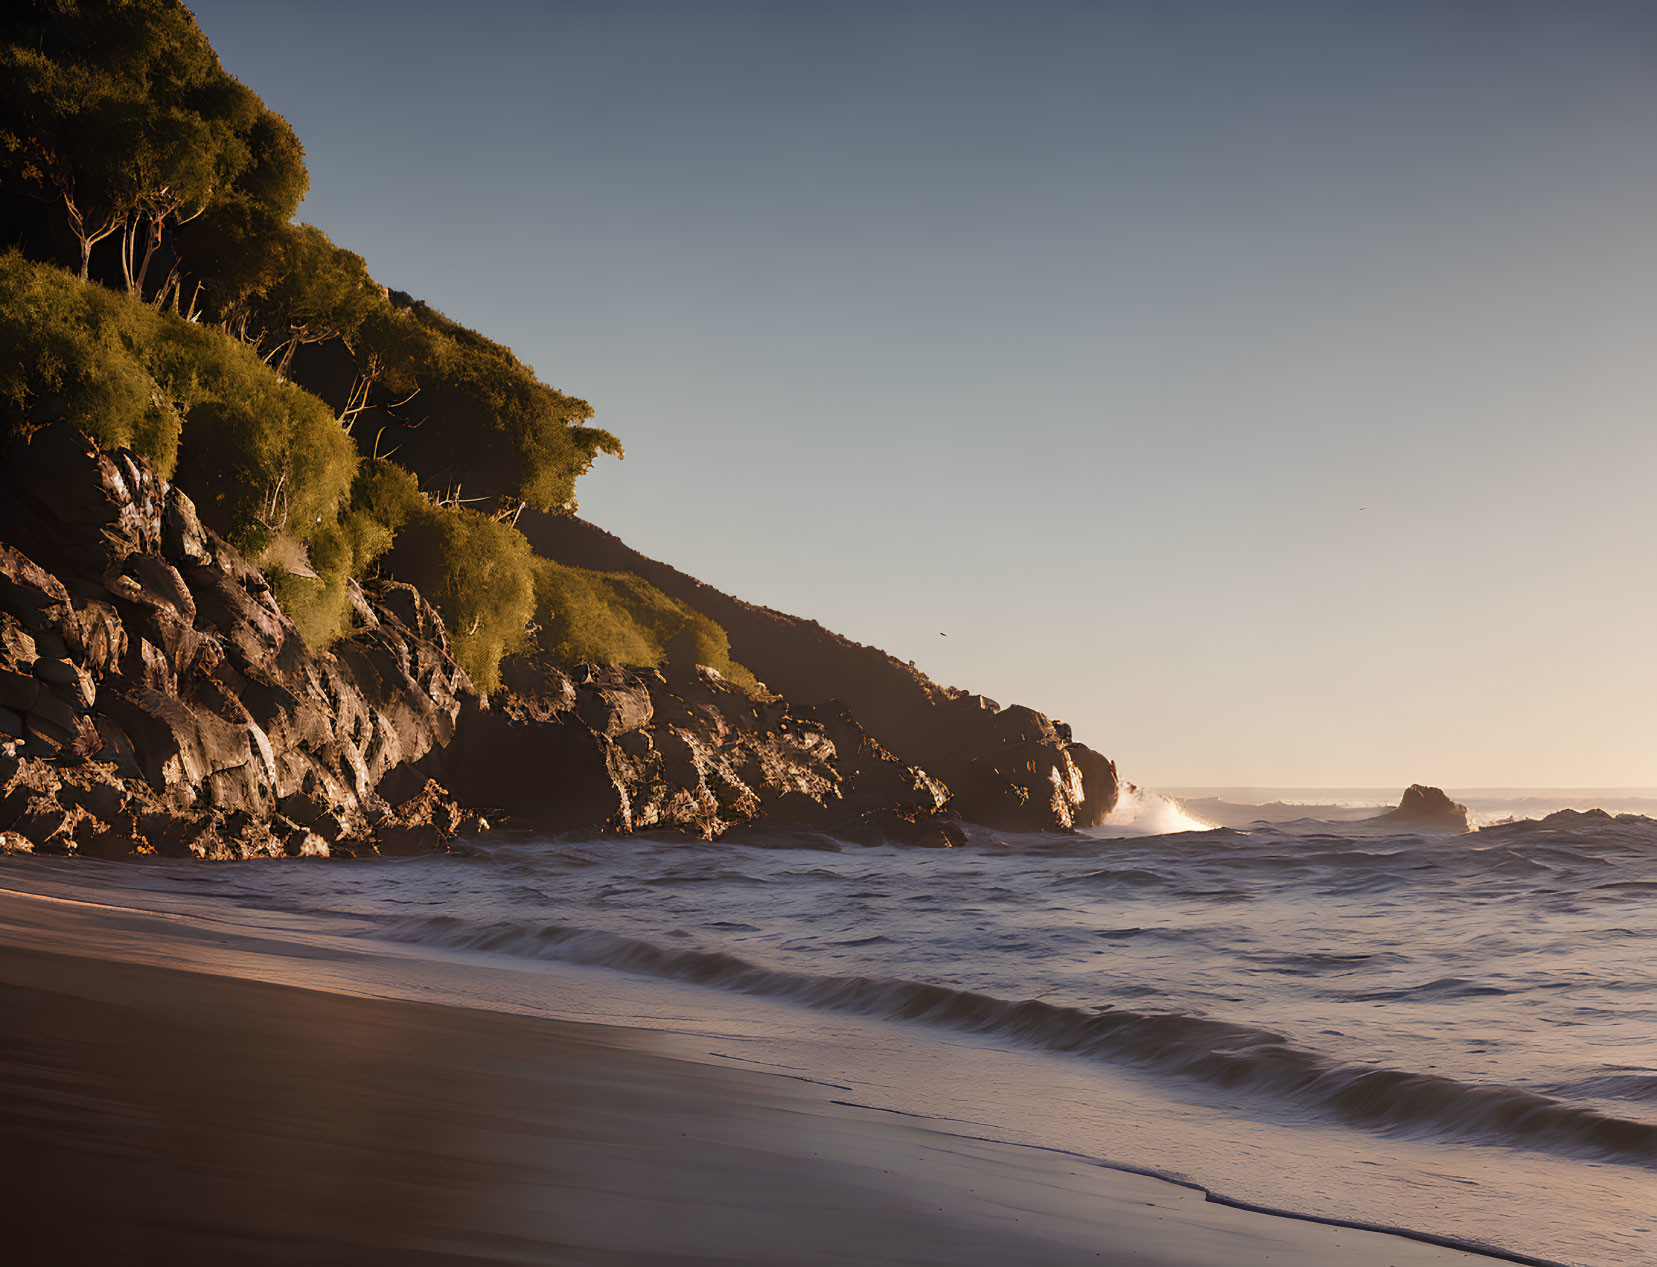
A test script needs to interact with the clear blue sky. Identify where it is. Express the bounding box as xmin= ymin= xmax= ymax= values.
xmin=190 ymin=0 xmax=1657 ymax=787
